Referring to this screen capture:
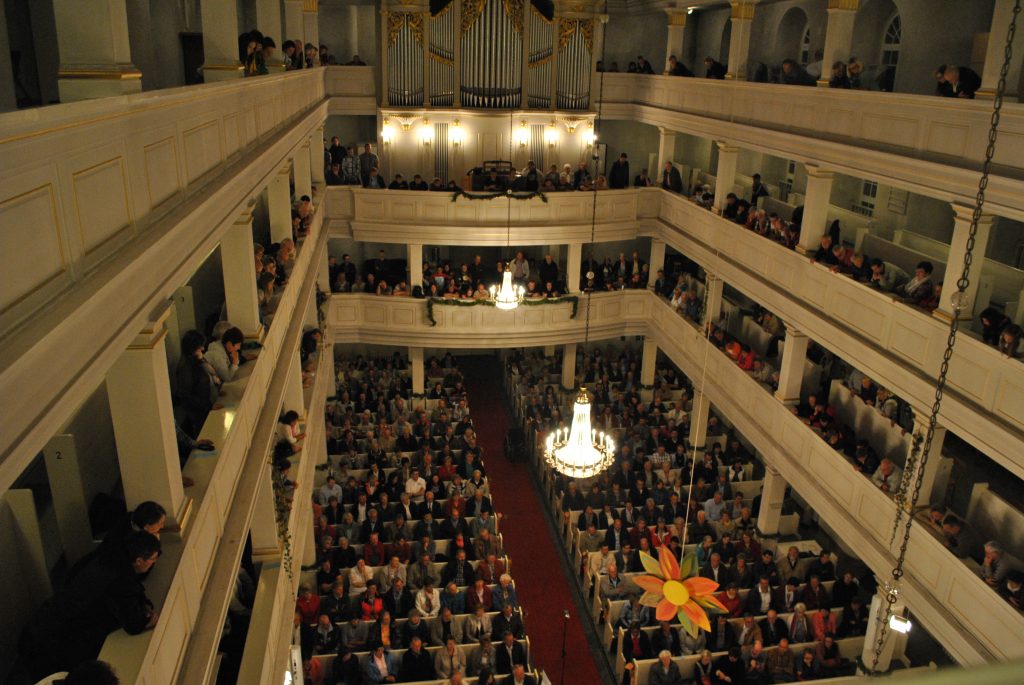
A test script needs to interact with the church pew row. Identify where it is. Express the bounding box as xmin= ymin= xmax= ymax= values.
xmin=311 ymin=637 xmax=531 ymax=675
